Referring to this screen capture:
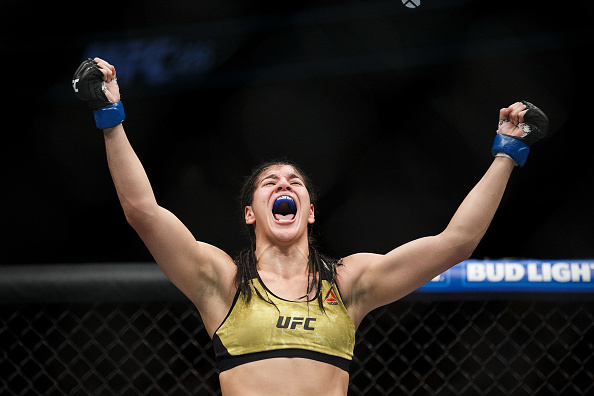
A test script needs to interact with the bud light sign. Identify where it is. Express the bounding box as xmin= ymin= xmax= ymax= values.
xmin=417 ymin=260 xmax=594 ymax=293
